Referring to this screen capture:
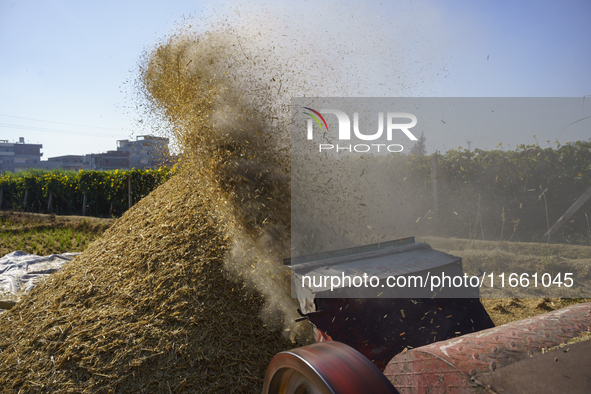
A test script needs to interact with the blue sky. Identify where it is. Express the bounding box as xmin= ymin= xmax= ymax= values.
xmin=1 ymin=0 xmax=589 ymax=159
